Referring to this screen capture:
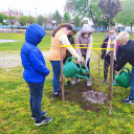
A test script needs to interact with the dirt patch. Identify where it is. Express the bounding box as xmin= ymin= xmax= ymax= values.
xmin=82 ymin=90 xmax=107 ymax=104
xmin=0 ymin=51 xmax=49 ymax=69
xmin=0 ymin=51 xmax=21 ymax=69
xmin=64 ymin=80 xmax=106 ymax=112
